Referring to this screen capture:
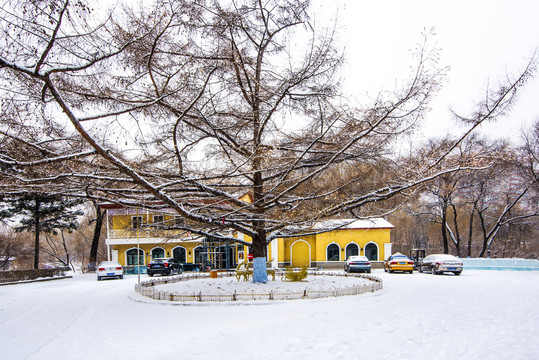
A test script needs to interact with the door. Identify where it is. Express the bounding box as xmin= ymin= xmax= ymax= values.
xmin=291 ymin=240 xmax=310 ymax=267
